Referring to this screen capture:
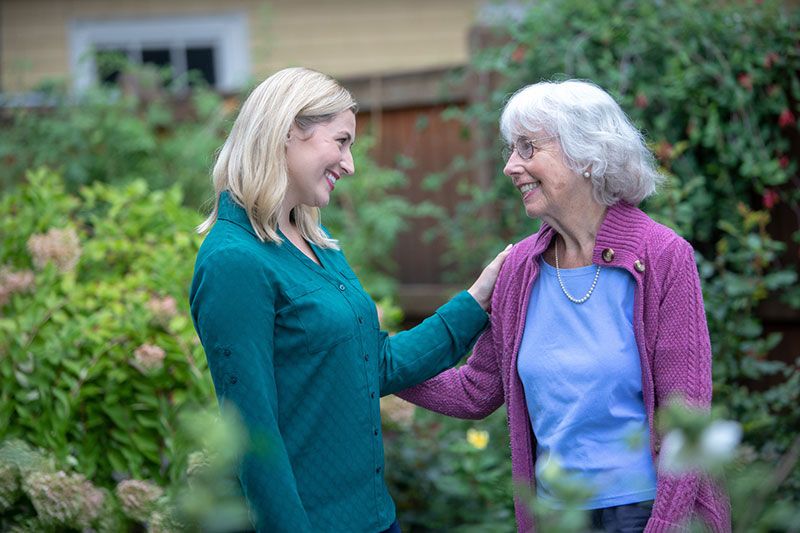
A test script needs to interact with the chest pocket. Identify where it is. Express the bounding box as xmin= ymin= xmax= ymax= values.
xmin=339 ymin=269 xmax=380 ymax=330
xmin=284 ymin=280 xmax=355 ymax=354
